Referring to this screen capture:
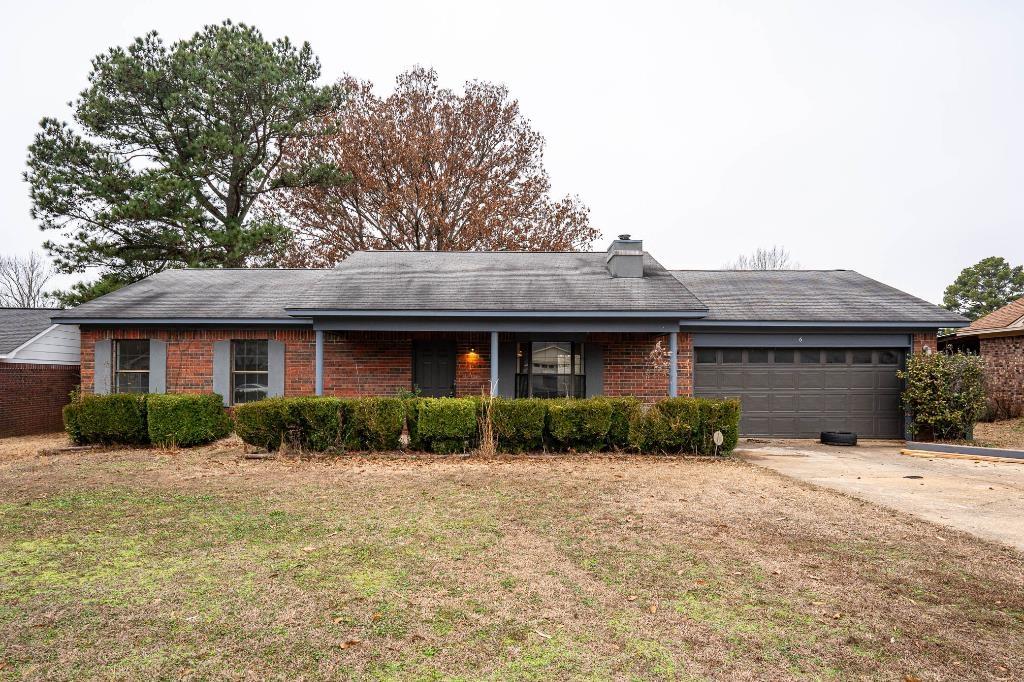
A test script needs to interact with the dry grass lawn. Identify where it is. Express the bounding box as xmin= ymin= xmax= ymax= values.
xmin=0 ymin=434 xmax=1022 ymax=681
xmin=974 ymin=418 xmax=1024 ymax=450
